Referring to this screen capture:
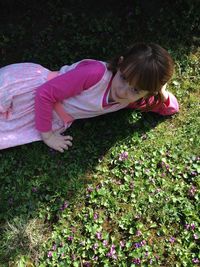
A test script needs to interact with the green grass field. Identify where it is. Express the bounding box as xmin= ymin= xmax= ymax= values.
xmin=0 ymin=1 xmax=199 ymax=266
